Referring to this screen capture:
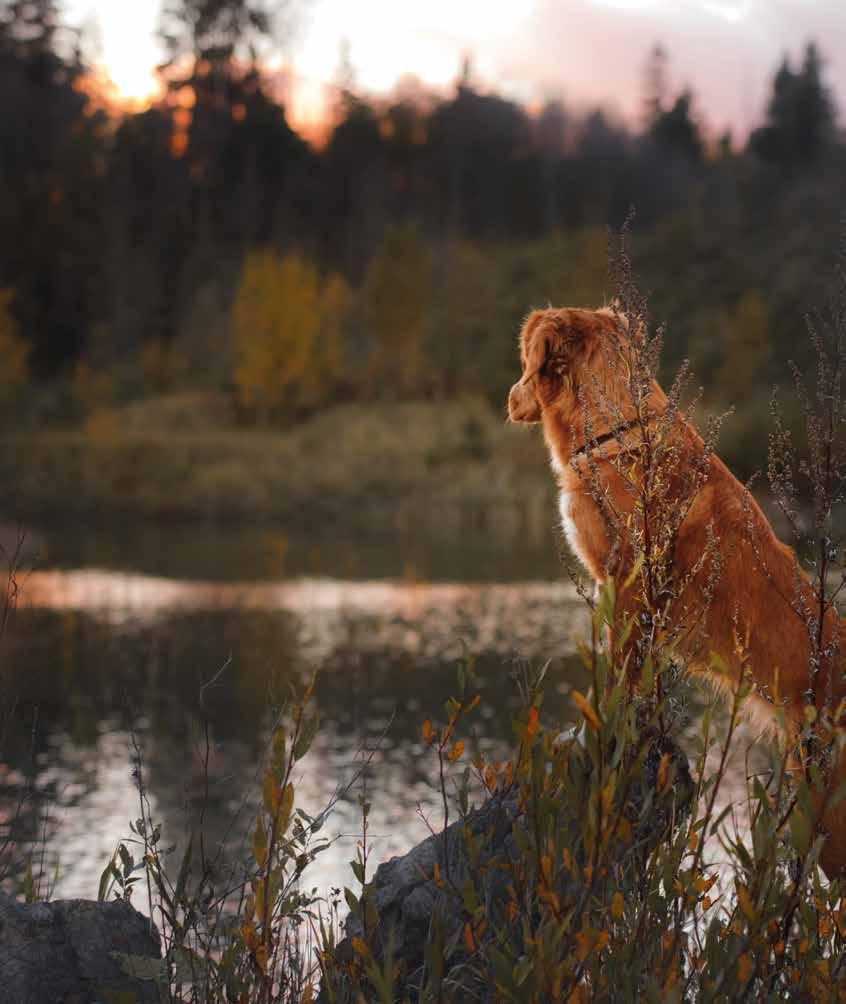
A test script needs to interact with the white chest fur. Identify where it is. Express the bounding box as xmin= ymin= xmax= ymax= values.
xmin=559 ymin=489 xmax=590 ymax=572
